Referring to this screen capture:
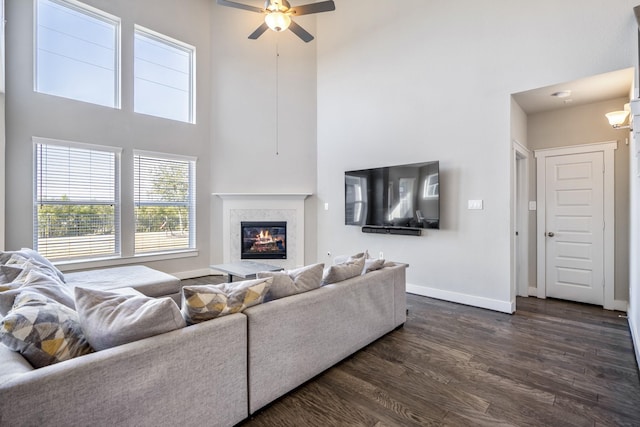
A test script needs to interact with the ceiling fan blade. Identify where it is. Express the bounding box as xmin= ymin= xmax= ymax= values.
xmin=248 ymin=22 xmax=270 ymax=40
xmin=217 ymin=0 xmax=264 ymax=13
xmin=289 ymin=1 xmax=335 ymax=16
xmin=288 ymin=20 xmax=314 ymax=43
